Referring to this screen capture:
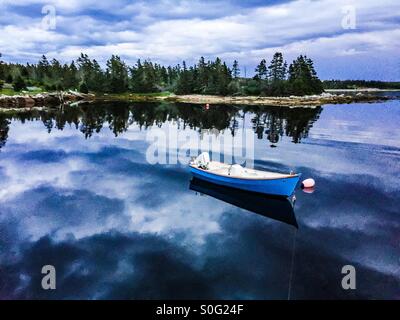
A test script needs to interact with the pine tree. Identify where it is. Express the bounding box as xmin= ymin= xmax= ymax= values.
xmin=196 ymin=56 xmax=208 ymax=93
xmin=160 ymin=66 xmax=168 ymax=86
xmin=13 ymin=75 xmax=26 ymax=91
xmin=106 ymin=55 xmax=129 ymax=93
xmin=79 ymin=81 xmax=89 ymax=93
xmin=268 ymin=52 xmax=287 ymax=82
xmin=217 ymin=62 xmax=232 ymax=95
xmin=130 ymin=59 xmax=144 ymax=92
xmin=288 ymin=55 xmax=323 ymax=95
xmin=265 ymin=52 xmax=288 ymax=96
xmin=305 ymin=57 xmax=323 ymax=93
xmin=0 ymin=52 xmax=324 ymax=96
xmin=166 ymin=66 xmax=174 ymax=86
xmin=63 ymin=61 xmax=79 ymax=89
xmin=76 ymin=54 xmax=105 ymax=92
xmin=176 ymin=61 xmax=192 ymax=94
xmin=255 ymin=59 xmax=267 ymax=80
xmin=143 ymin=60 xmax=158 ymax=92
xmin=37 ymin=55 xmax=50 ymax=83
xmin=232 ymin=60 xmax=240 ymax=79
